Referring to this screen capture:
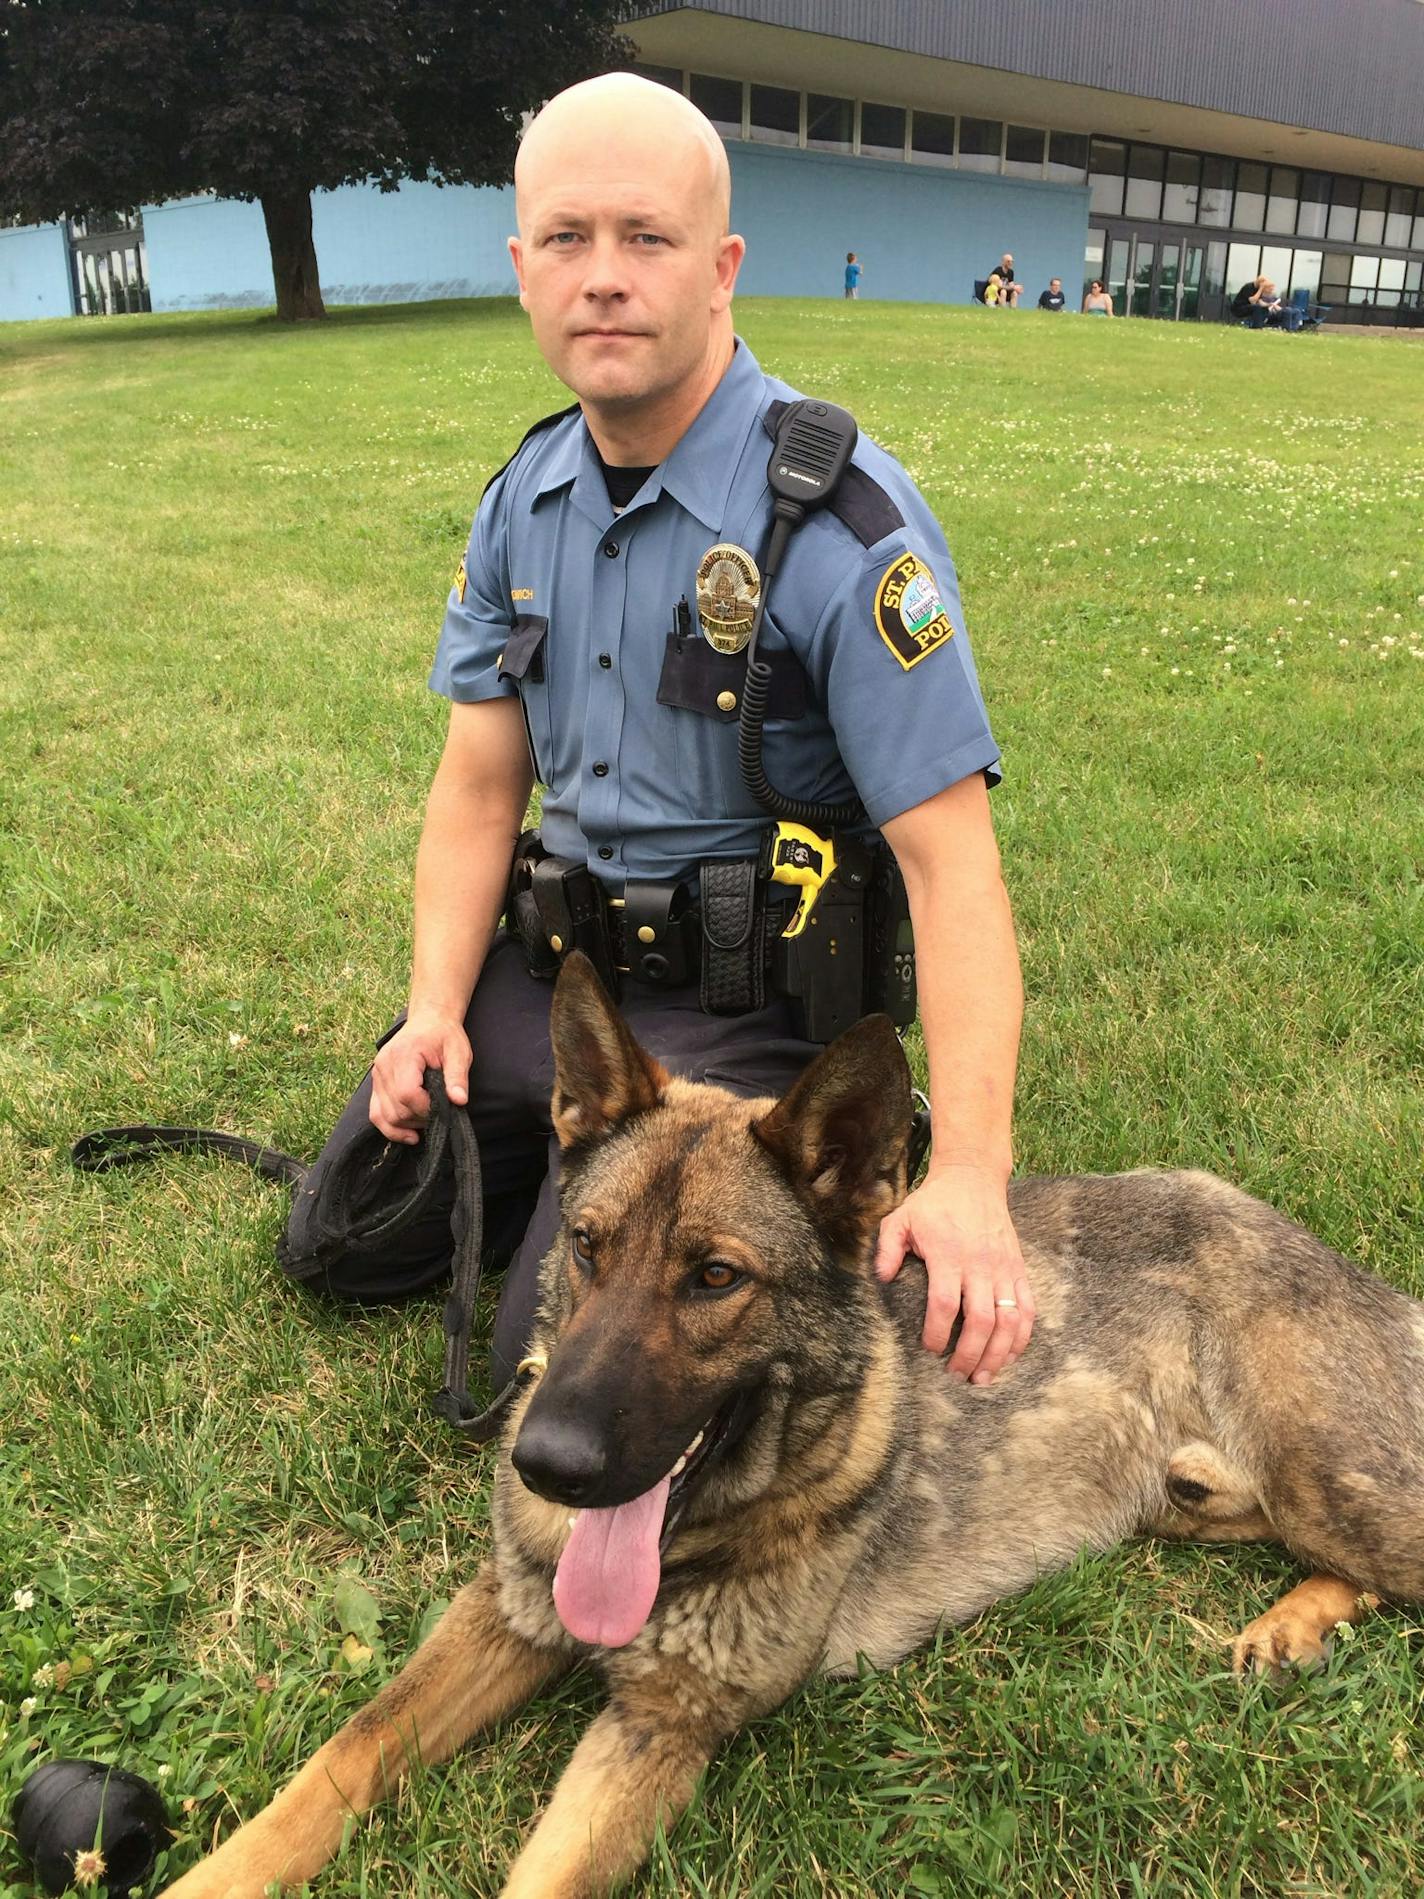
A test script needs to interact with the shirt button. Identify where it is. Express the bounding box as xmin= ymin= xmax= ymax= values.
xmin=592 ymin=760 xmax=609 ymax=777
xmin=598 ymin=845 xmax=614 ymax=860
xmin=602 ymin=540 xmax=619 ymax=559
xmin=598 ymin=653 xmax=612 ymax=669
xmin=716 ymin=689 xmax=738 ymax=712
